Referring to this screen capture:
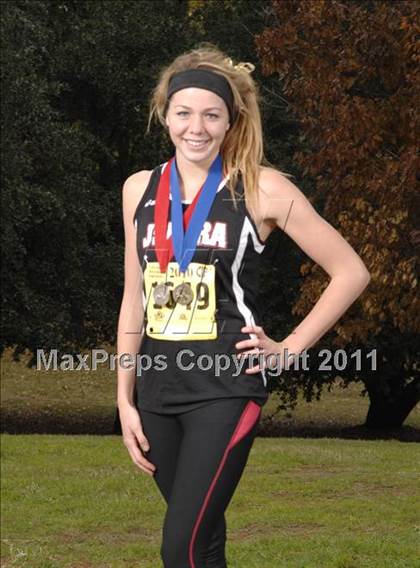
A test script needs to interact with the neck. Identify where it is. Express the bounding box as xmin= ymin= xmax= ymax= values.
xmin=174 ymin=150 xmax=220 ymax=199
